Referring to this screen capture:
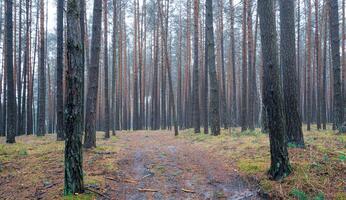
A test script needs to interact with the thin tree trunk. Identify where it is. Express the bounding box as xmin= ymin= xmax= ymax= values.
xmin=84 ymin=0 xmax=103 ymax=148
xmin=56 ymin=0 xmax=64 ymax=140
xmin=37 ymin=0 xmax=45 ymax=136
xmin=103 ymin=0 xmax=110 ymax=138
